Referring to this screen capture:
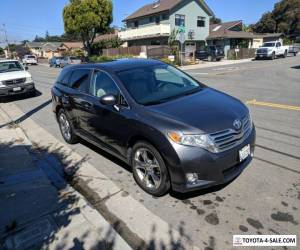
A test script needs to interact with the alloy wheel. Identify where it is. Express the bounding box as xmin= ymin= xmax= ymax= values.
xmin=59 ymin=113 xmax=71 ymax=141
xmin=133 ymin=148 xmax=162 ymax=190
